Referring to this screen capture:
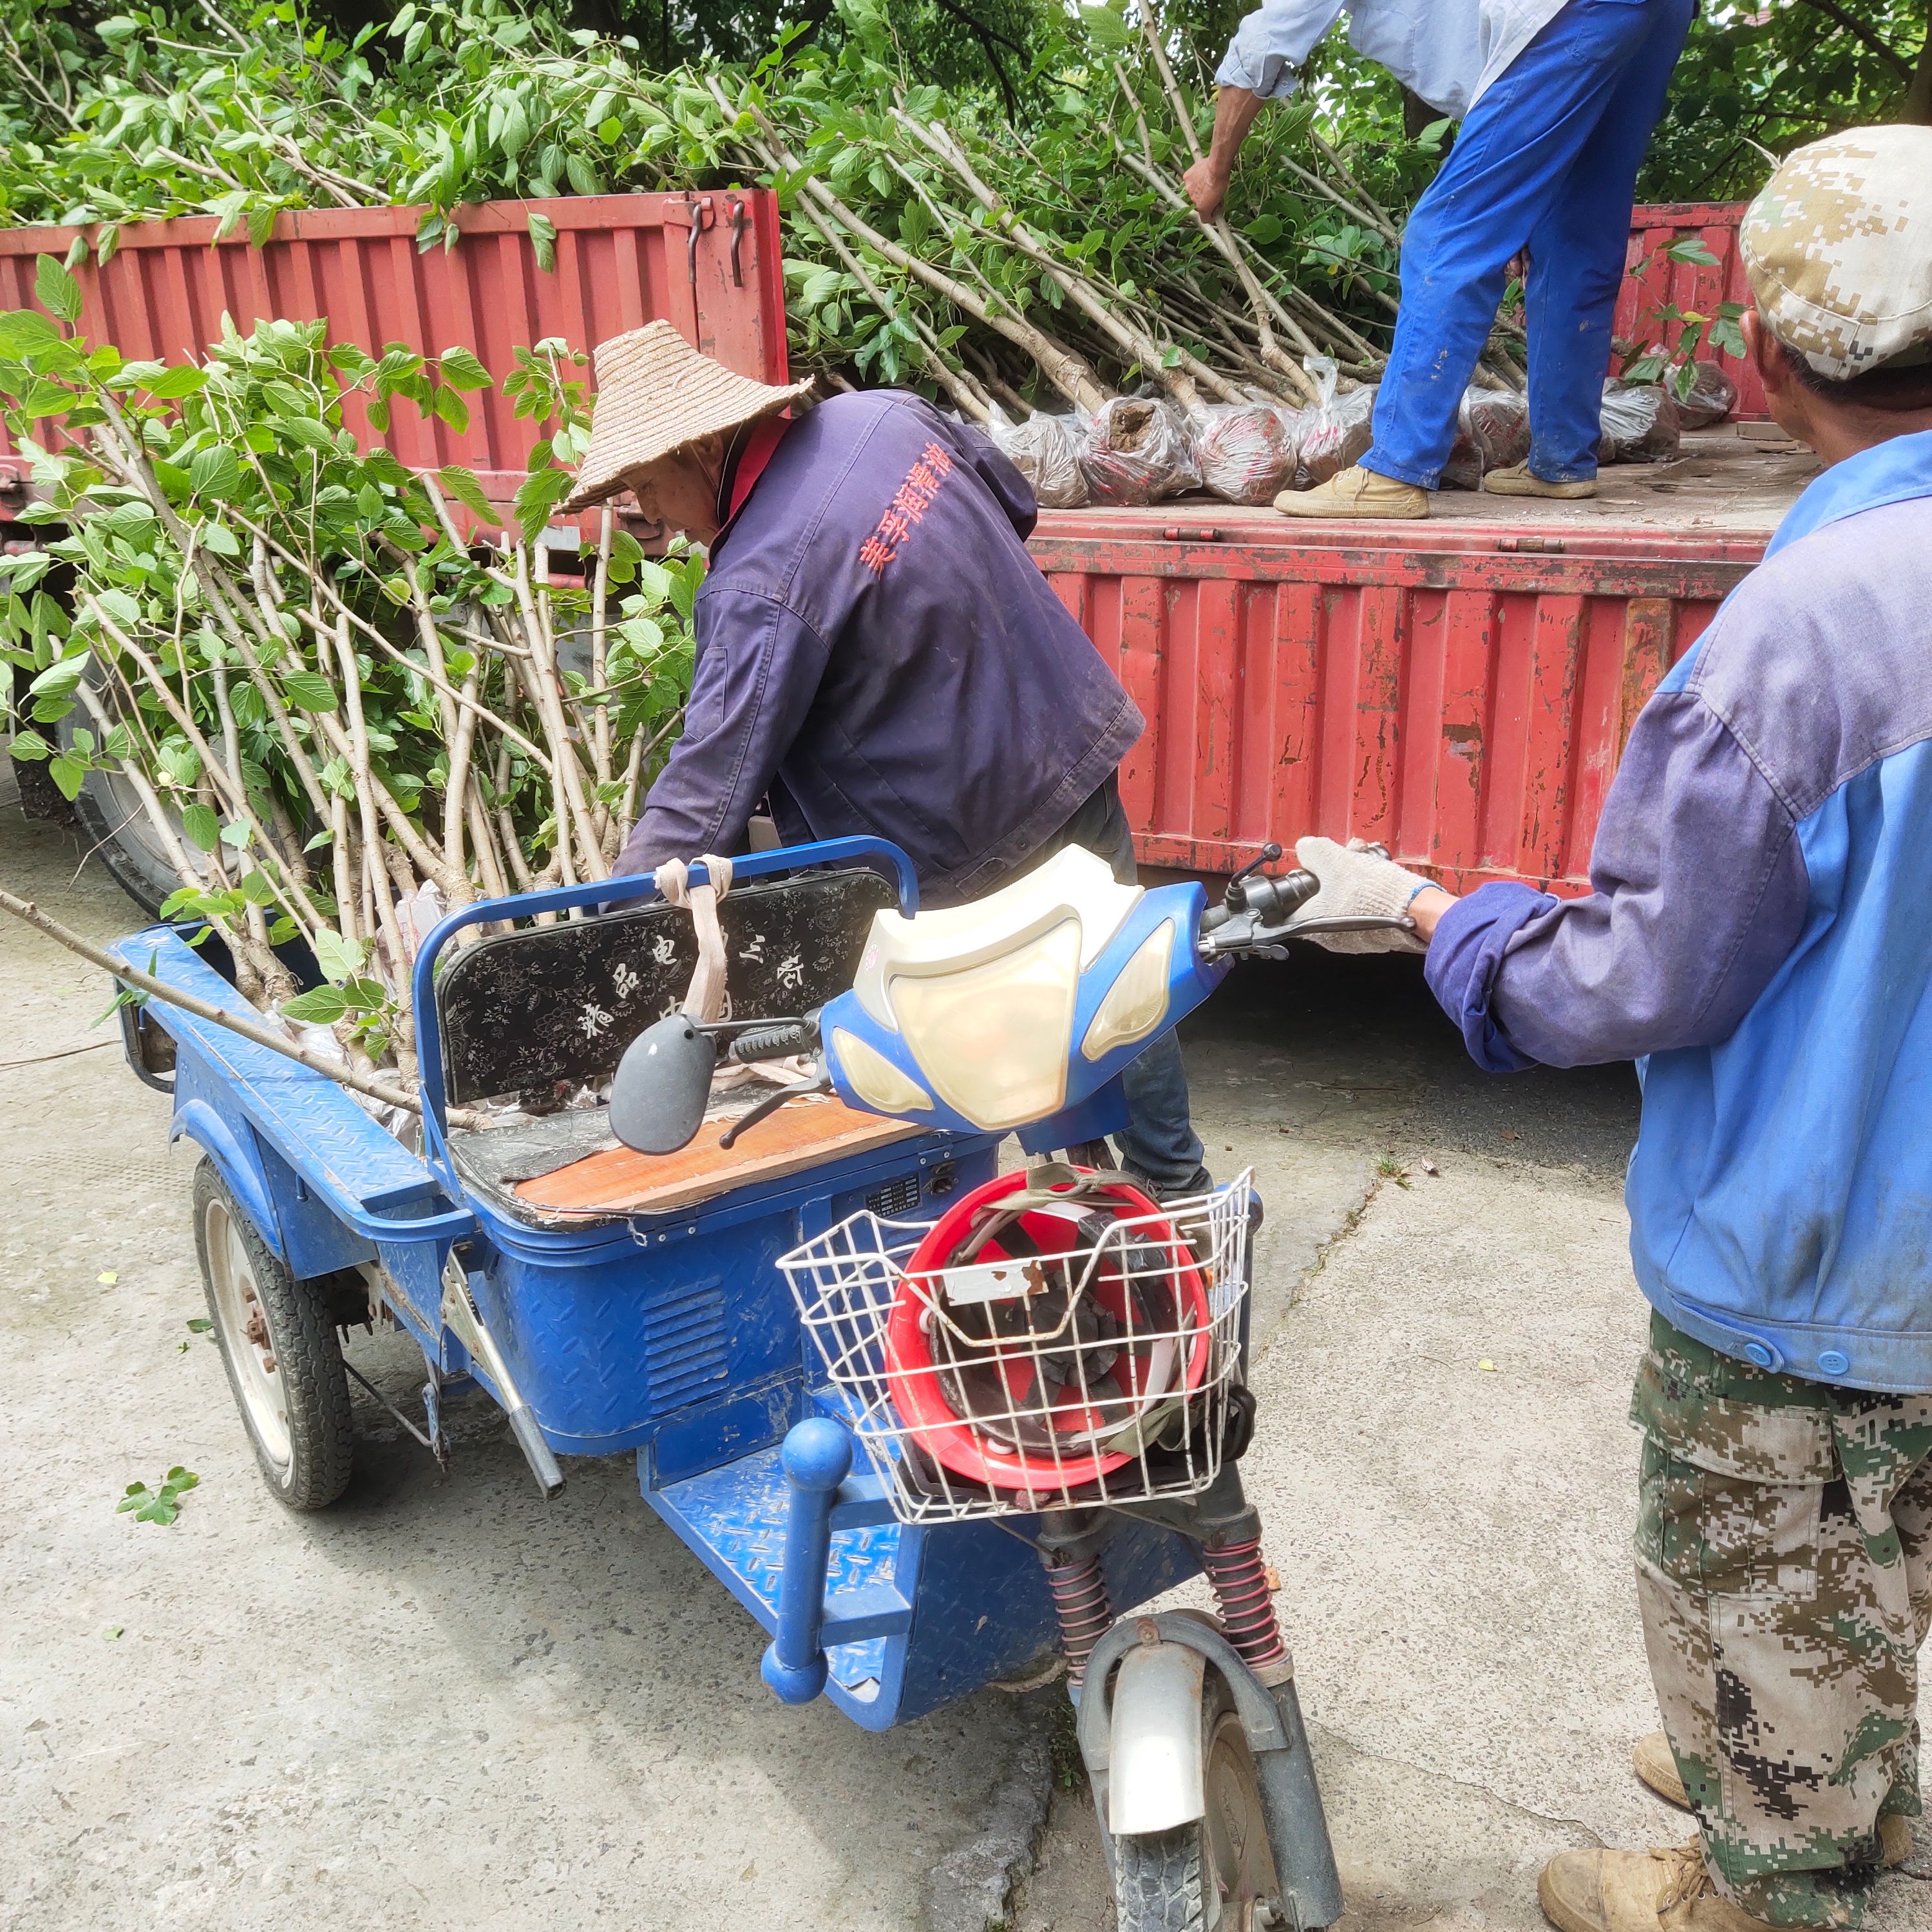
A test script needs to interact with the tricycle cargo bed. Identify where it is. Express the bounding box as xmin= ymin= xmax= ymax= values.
xmin=1031 ymin=426 xmax=1816 ymax=896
